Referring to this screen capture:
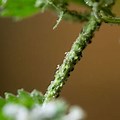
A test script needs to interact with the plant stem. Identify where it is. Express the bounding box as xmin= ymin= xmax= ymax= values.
xmin=63 ymin=10 xmax=90 ymax=22
xmin=100 ymin=10 xmax=120 ymax=24
xmin=44 ymin=13 xmax=102 ymax=103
